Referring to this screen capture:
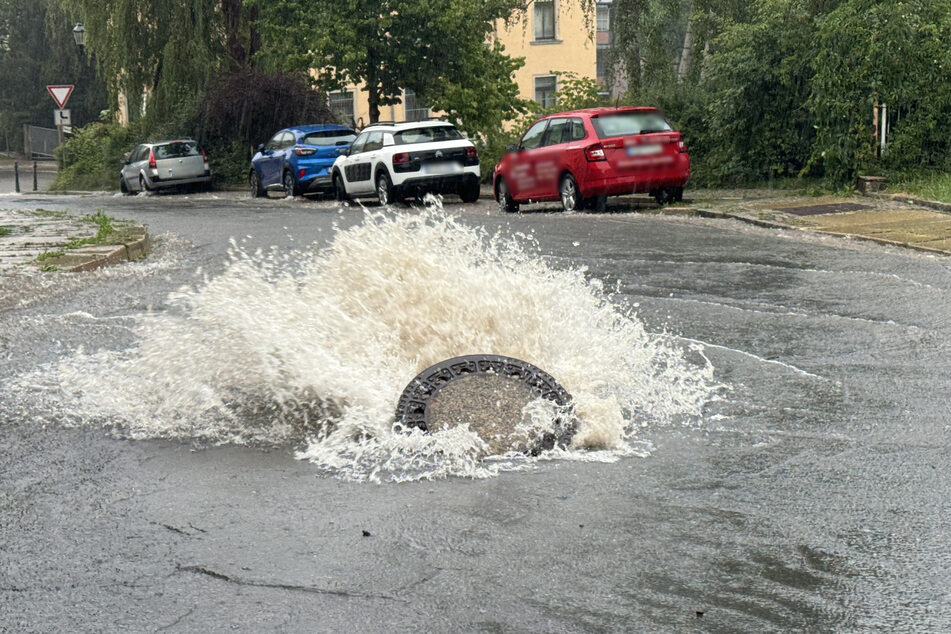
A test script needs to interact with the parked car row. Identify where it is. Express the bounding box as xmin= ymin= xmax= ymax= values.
xmin=119 ymin=105 xmax=691 ymax=210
